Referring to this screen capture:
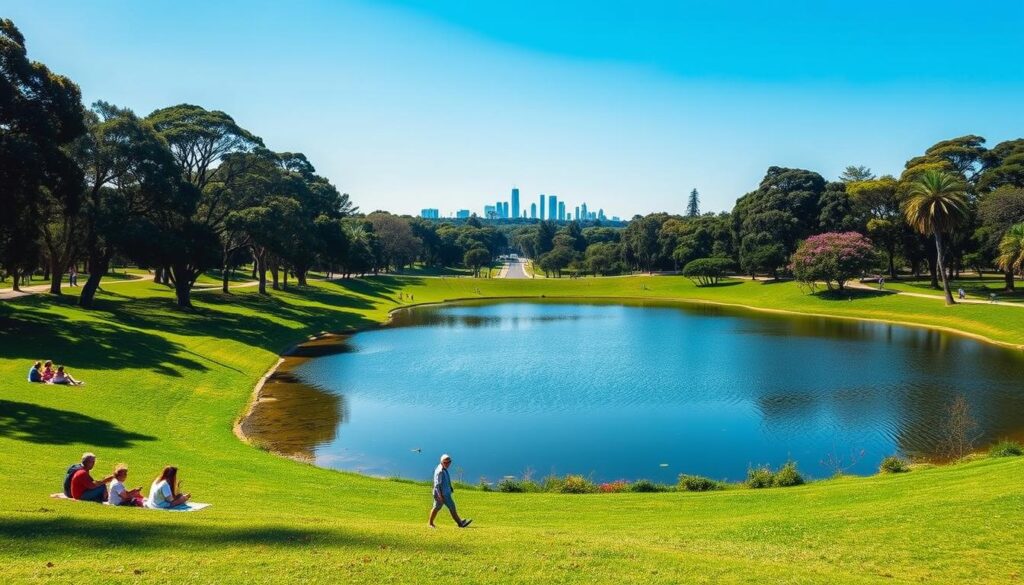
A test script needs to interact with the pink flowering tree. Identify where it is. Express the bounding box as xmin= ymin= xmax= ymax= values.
xmin=791 ymin=232 xmax=875 ymax=292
